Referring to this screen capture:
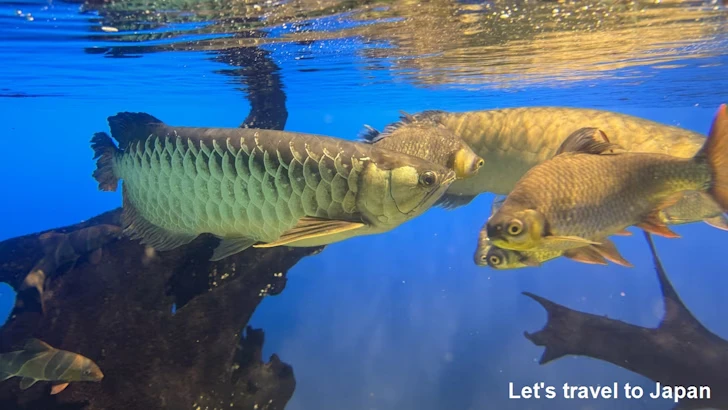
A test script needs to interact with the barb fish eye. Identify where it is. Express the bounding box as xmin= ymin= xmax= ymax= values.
xmin=507 ymin=220 xmax=523 ymax=235
xmin=488 ymin=255 xmax=500 ymax=266
xmin=419 ymin=171 xmax=437 ymax=187
xmin=476 ymin=159 xmax=484 ymax=168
